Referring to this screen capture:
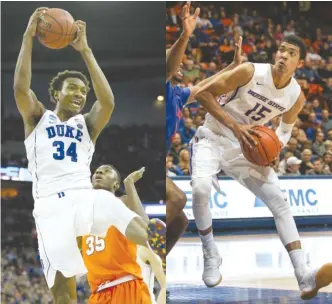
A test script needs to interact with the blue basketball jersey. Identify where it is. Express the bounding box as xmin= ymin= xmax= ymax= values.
xmin=166 ymin=81 xmax=190 ymax=151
